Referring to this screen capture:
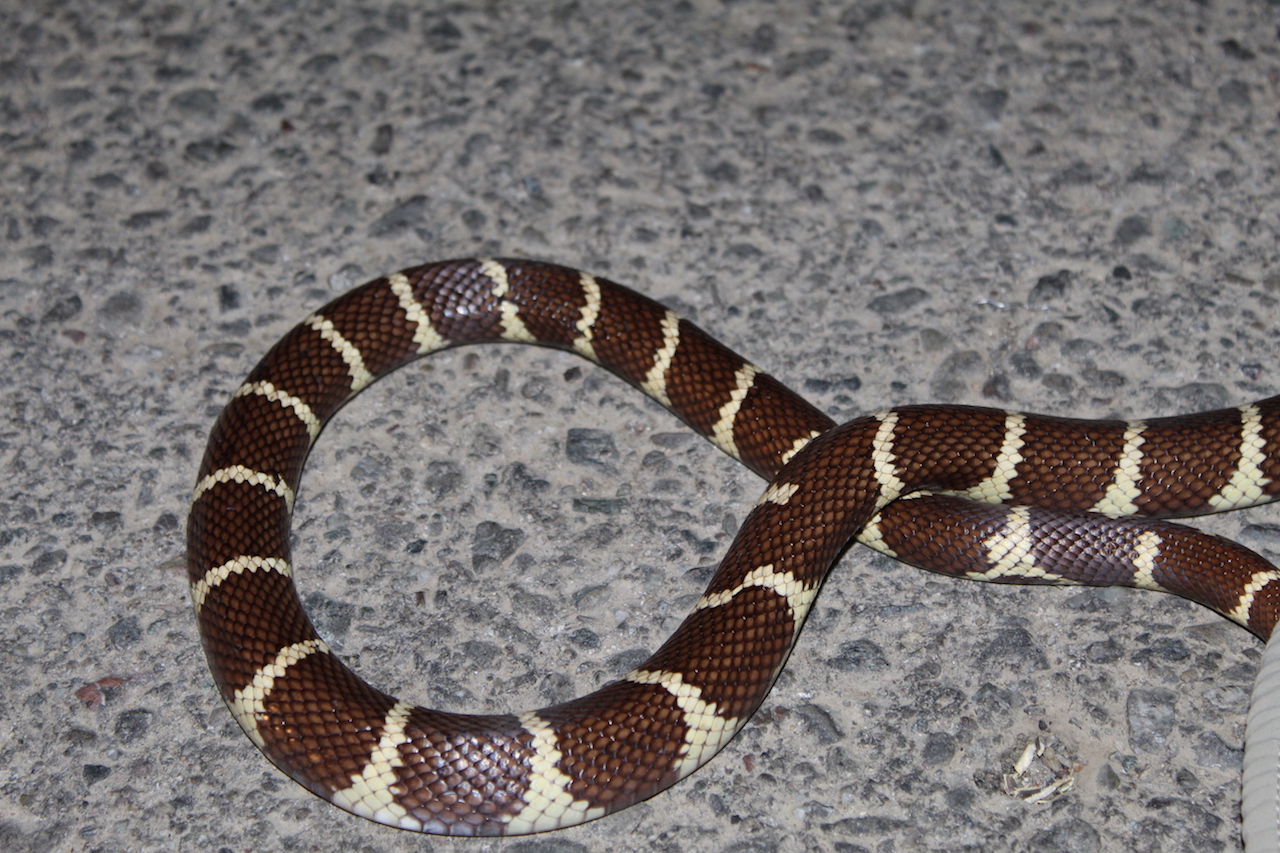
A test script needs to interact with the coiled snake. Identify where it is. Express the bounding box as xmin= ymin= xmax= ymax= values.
xmin=188 ymin=259 xmax=1280 ymax=838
